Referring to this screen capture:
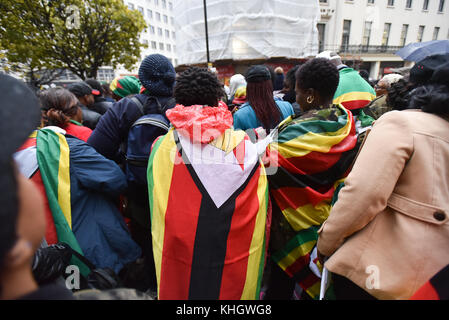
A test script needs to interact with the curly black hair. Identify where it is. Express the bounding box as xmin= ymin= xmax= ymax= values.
xmin=174 ymin=67 xmax=225 ymax=107
xmin=386 ymin=79 xmax=413 ymax=111
xmin=295 ymin=58 xmax=339 ymax=100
